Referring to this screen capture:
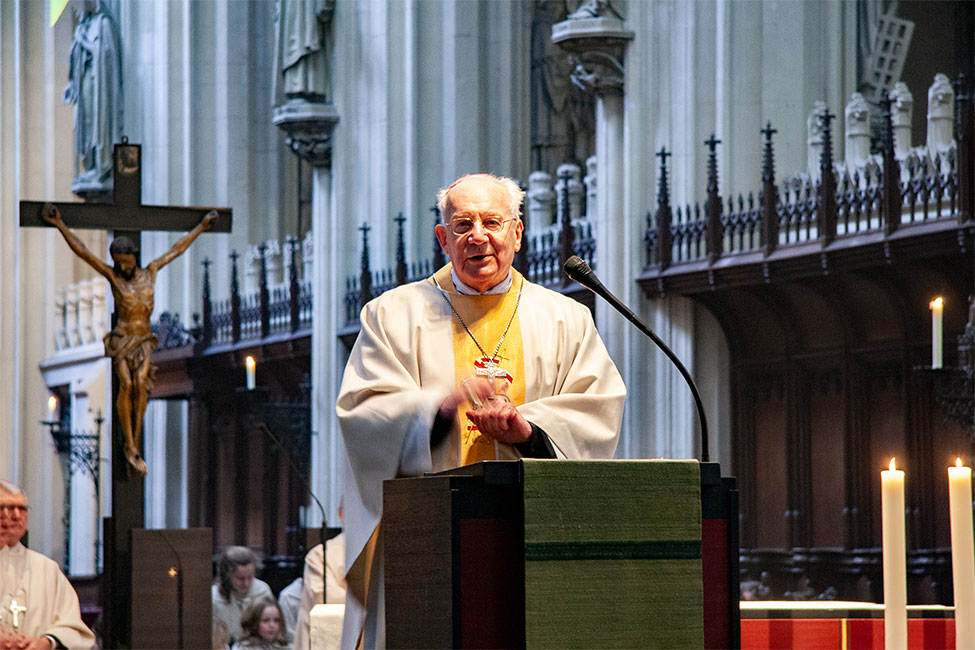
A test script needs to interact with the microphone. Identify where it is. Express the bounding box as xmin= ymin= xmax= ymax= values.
xmin=564 ymin=256 xmax=711 ymax=463
xmin=256 ymin=422 xmax=329 ymax=603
